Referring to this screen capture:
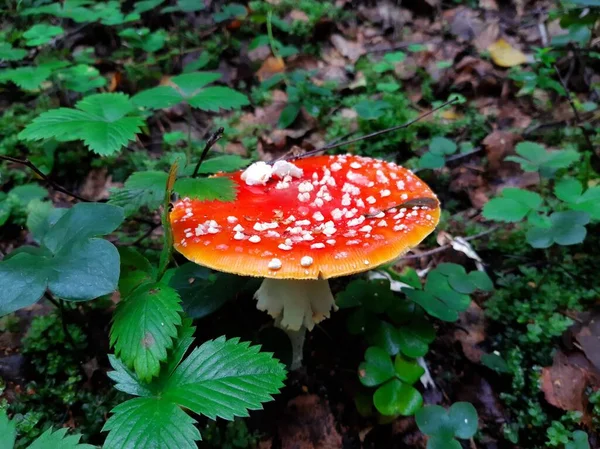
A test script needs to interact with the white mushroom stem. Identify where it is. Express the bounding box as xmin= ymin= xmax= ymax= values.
xmin=254 ymin=278 xmax=338 ymax=370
